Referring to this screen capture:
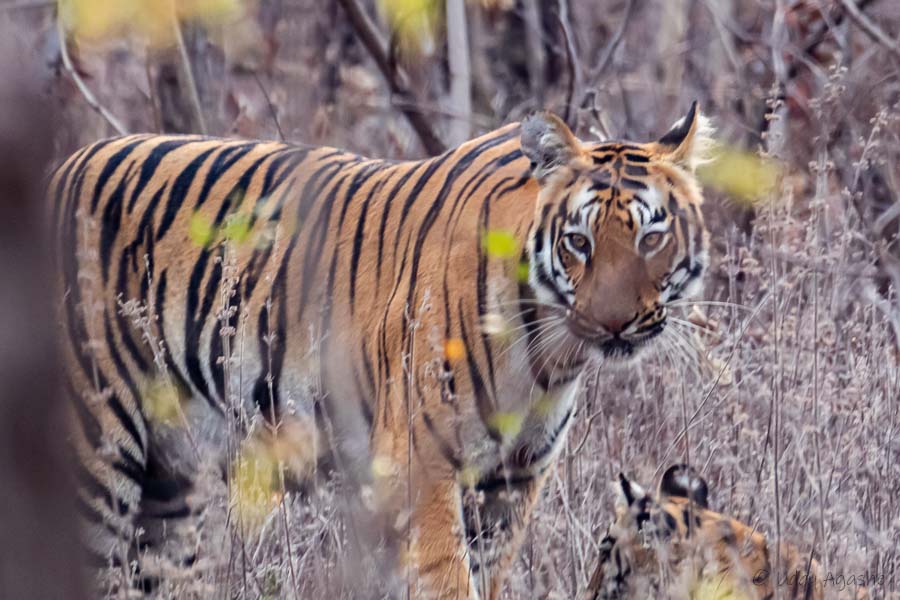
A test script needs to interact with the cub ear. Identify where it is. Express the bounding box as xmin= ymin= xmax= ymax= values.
xmin=653 ymin=101 xmax=715 ymax=173
xmin=616 ymin=472 xmax=646 ymax=507
xmin=659 ymin=464 xmax=709 ymax=509
xmin=521 ymin=111 xmax=582 ymax=182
